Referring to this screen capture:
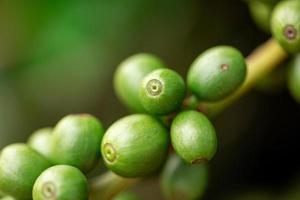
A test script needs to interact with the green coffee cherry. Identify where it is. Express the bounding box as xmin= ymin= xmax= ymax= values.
xmin=113 ymin=191 xmax=141 ymax=200
xmin=33 ymin=165 xmax=88 ymax=200
xmin=187 ymin=46 xmax=247 ymax=101
xmin=160 ymin=154 xmax=208 ymax=200
xmin=247 ymin=0 xmax=274 ymax=32
xmin=0 ymin=196 xmax=15 ymax=200
xmin=139 ymin=68 xmax=185 ymax=115
xmin=288 ymin=54 xmax=300 ymax=102
xmin=171 ymin=110 xmax=217 ymax=164
xmin=0 ymin=144 xmax=51 ymax=199
xmin=0 ymin=192 xmax=14 ymax=200
xmin=101 ymin=114 xmax=169 ymax=177
xmin=271 ymin=0 xmax=300 ymax=53
xmin=114 ymin=53 xmax=166 ymax=112
xmin=28 ymin=127 xmax=53 ymax=160
xmin=50 ymin=114 xmax=104 ymax=172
